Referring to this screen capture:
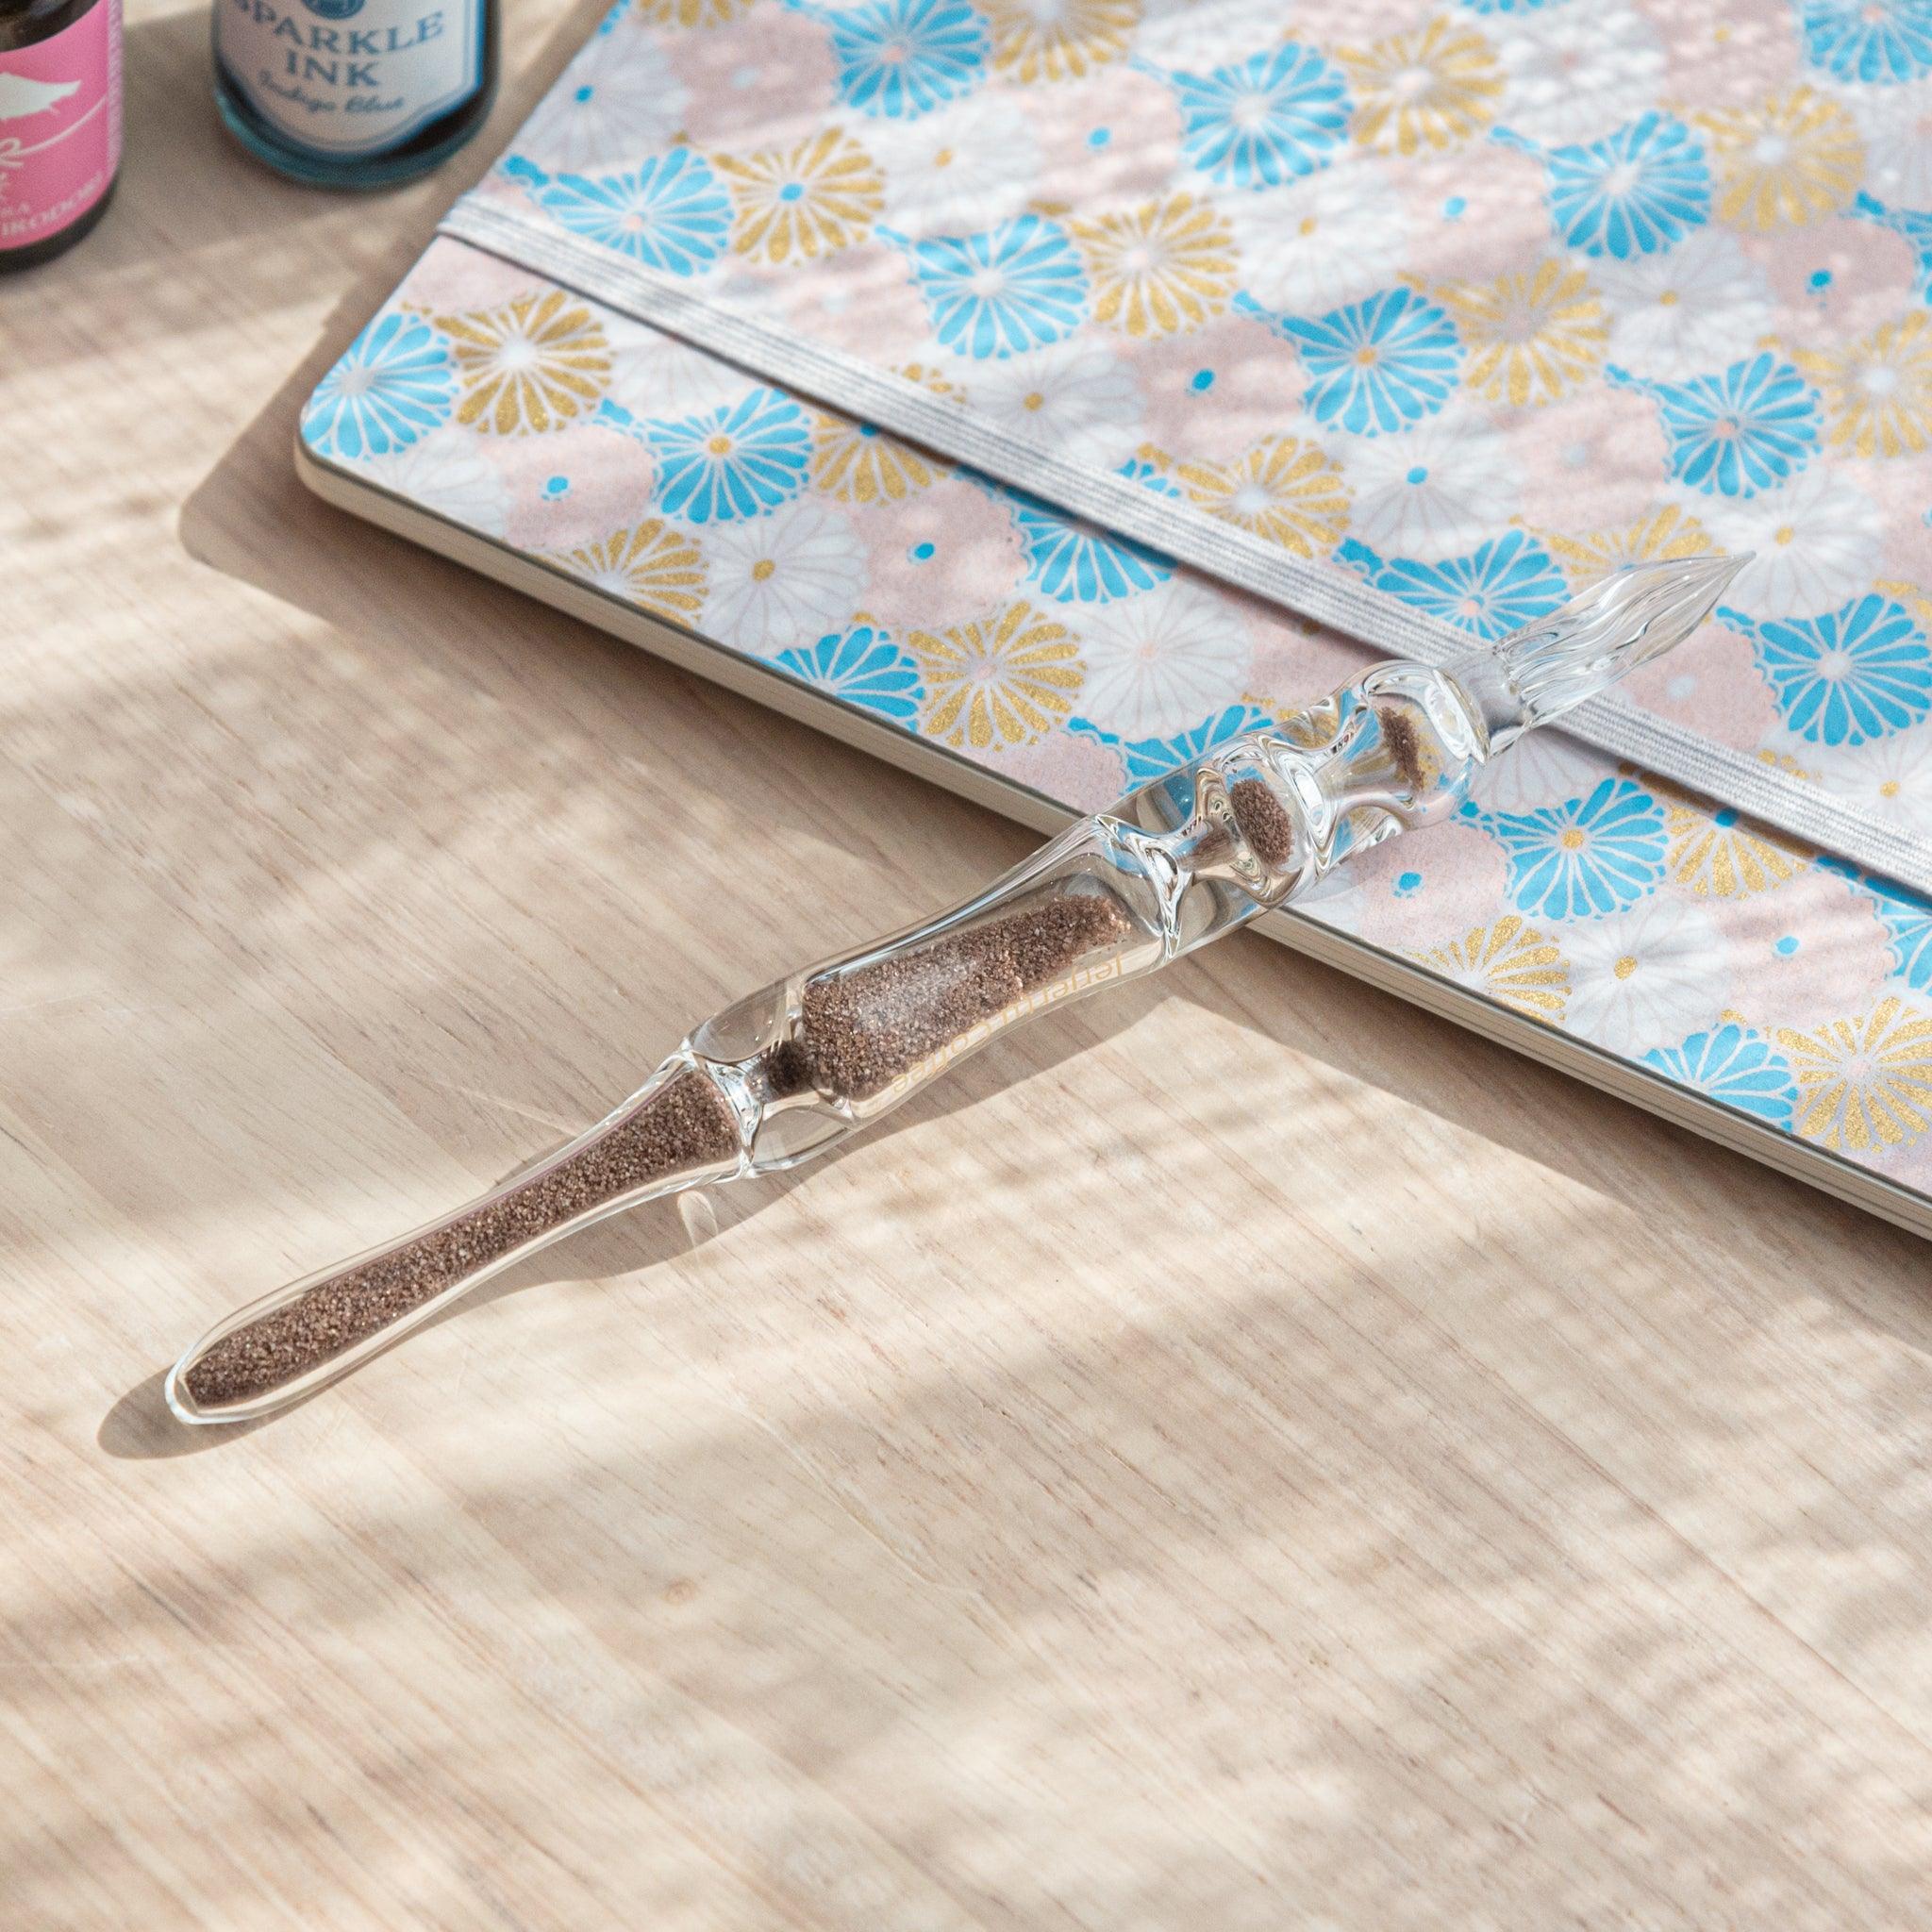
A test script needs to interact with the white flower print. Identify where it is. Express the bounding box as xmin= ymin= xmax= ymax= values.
xmin=1491 ymin=2 xmax=1666 ymax=147
xmin=1336 ymin=407 xmax=1521 ymax=562
xmin=608 ymin=331 xmax=758 ymax=424
xmin=699 ymin=496 xmax=868 ymax=656
xmin=1841 ymin=76 xmax=1932 ymax=208
xmin=959 ymin=340 xmax=1146 ymax=469
xmin=867 ymin=93 xmax=1041 ymax=242
xmin=1075 ymin=577 xmax=1252 ymax=737
xmin=1591 ymin=231 xmax=1775 ymax=382
xmin=1559 ymin=895 xmax=1727 ymax=1055
xmin=520 ymin=21 xmax=689 ymax=175
xmin=1468 ymin=725 xmax=1606 ymax=813
xmin=1807 ymin=730 xmax=1932 ymax=840
xmin=1138 ymin=0 xmax=1298 ymax=73
xmin=1695 ymin=468 xmax=1883 ymax=620
xmin=363 ymin=431 xmax=510 ymax=537
xmin=1225 ymin=162 xmax=1410 ymax=319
